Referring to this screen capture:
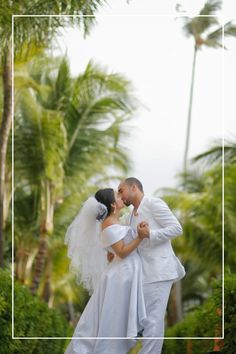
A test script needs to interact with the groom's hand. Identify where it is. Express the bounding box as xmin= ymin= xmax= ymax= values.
xmin=107 ymin=251 xmax=114 ymax=263
xmin=137 ymin=222 xmax=150 ymax=239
